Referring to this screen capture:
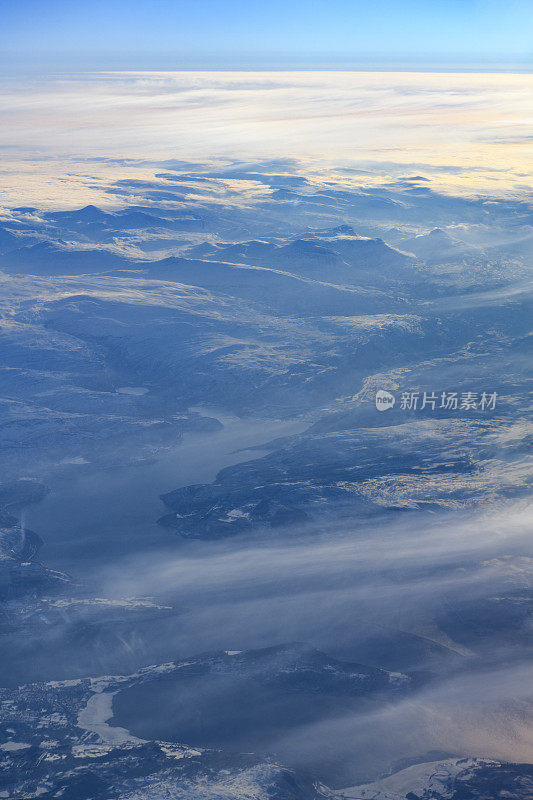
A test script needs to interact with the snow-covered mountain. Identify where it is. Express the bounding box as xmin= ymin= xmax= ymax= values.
xmin=0 ymin=158 xmax=531 ymax=799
